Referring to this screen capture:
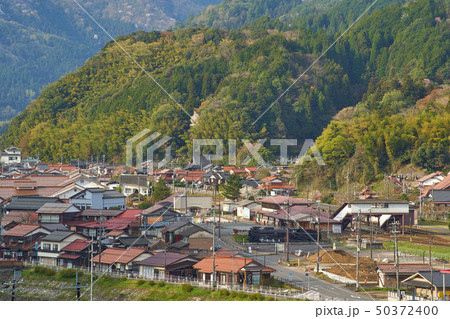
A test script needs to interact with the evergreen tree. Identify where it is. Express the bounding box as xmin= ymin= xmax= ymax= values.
xmin=152 ymin=178 xmax=171 ymax=202
xmin=221 ymin=174 xmax=243 ymax=201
